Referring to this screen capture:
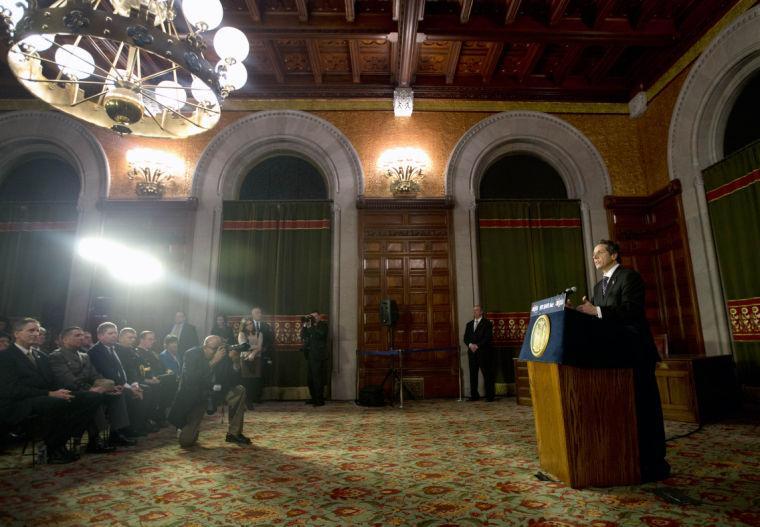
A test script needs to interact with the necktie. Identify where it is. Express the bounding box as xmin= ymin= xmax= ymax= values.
xmin=109 ymin=346 xmax=127 ymax=383
xmin=255 ymin=321 xmax=260 ymax=333
xmin=602 ymin=276 xmax=610 ymax=297
xmin=26 ymin=349 xmax=37 ymax=367
xmin=473 ymin=319 xmax=478 ymax=331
